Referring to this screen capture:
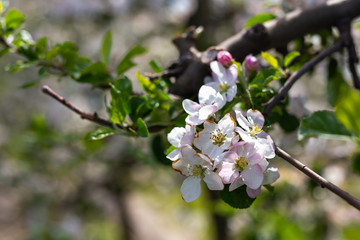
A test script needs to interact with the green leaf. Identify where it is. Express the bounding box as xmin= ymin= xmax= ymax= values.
xmin=151 ymin=135 xmax=171 ymax=166
xmin=149 ymin=60 xmax=162 ymax=73
xmin=244 ymin=13 xmax=275 ymax=28
xmin=326 ymin=58 xmax=349 ymax=106
xmin=86 ymin=127 xmax=115 ymax=141
xmin=77 ymin=61 xmax=110 ymax=86
xmin=219 ymin=185 xmax=256 ymax=209
xmin=335 ymin=88 xmax=360 ymax=138
xmin=261 ymin=51 xmax=279 ymax=69
xmin=117 ymin=45 xmax=147 ymax=75
xmin=250 ymin=68 xmax=280 ymax=85
xmin=113 ymin=75 xmax=132 ymax=99
xmin=101 ymin=30 xmax=112 ymax=65
xmin=136 ymin=118 xmax=149 ymax=137
xmin=284 ymin=51 xmax=300 ymax=67
xmin=5 ymin=9 xmax=25 ymax=32
xmin=278 ymin=110 xmax=299 ymax=133
xmin=298 ymin=110 xmax=353 ymax=141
